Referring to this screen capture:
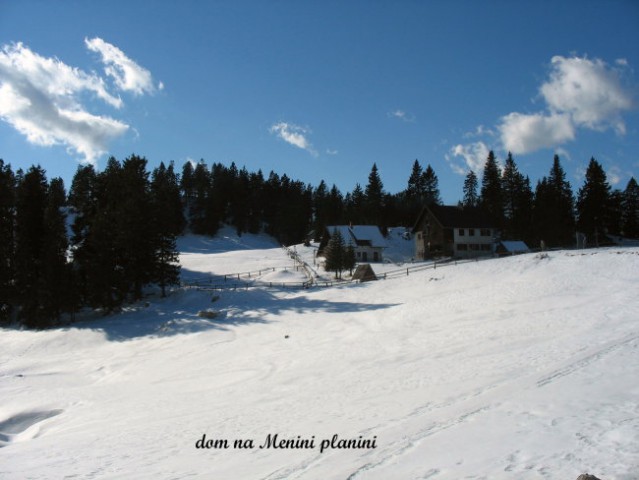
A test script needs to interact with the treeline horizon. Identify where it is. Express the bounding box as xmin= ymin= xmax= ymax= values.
xmin=1 ymin=151 xmax=638 ymax=329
